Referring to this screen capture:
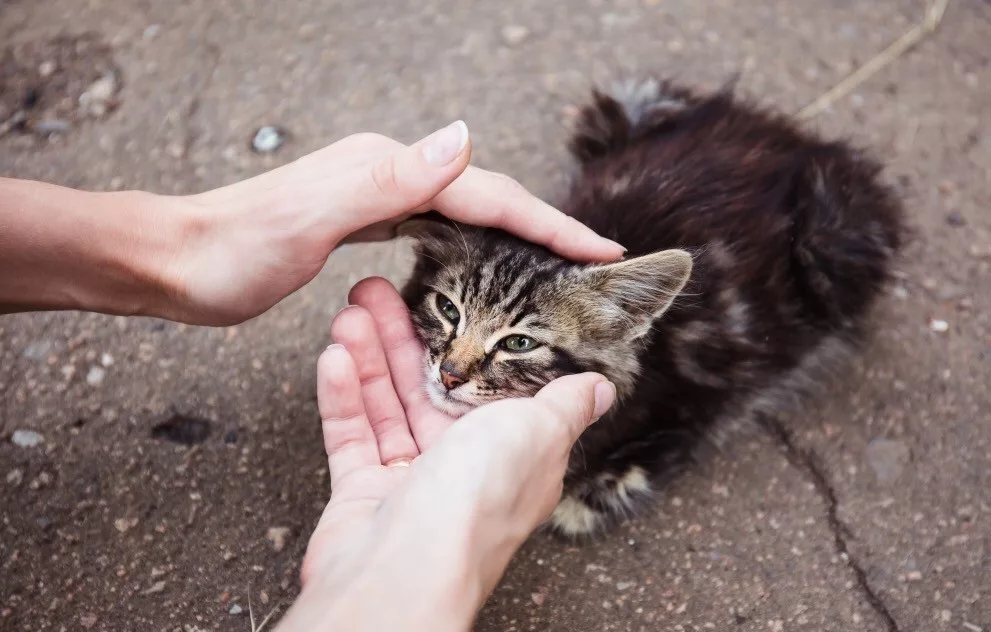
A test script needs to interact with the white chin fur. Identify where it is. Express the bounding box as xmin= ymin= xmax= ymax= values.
xmin=425 ymin=381 xmax=476 ymax=417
